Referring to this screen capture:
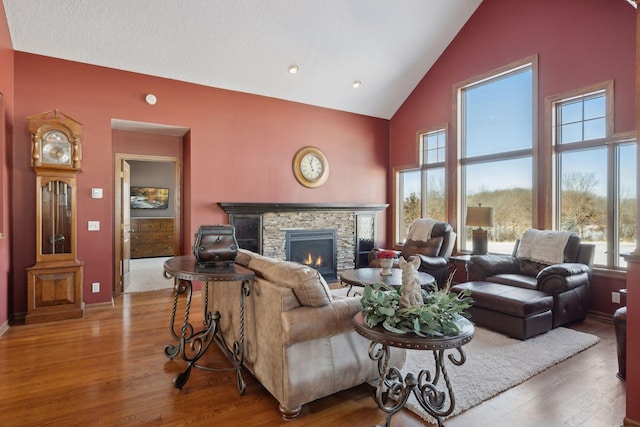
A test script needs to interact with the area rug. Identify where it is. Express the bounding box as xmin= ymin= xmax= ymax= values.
xmin=400 ymin=326 xmax=600 ymax=423
xmin=125 ymin=257 xmax=174 ymax=293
